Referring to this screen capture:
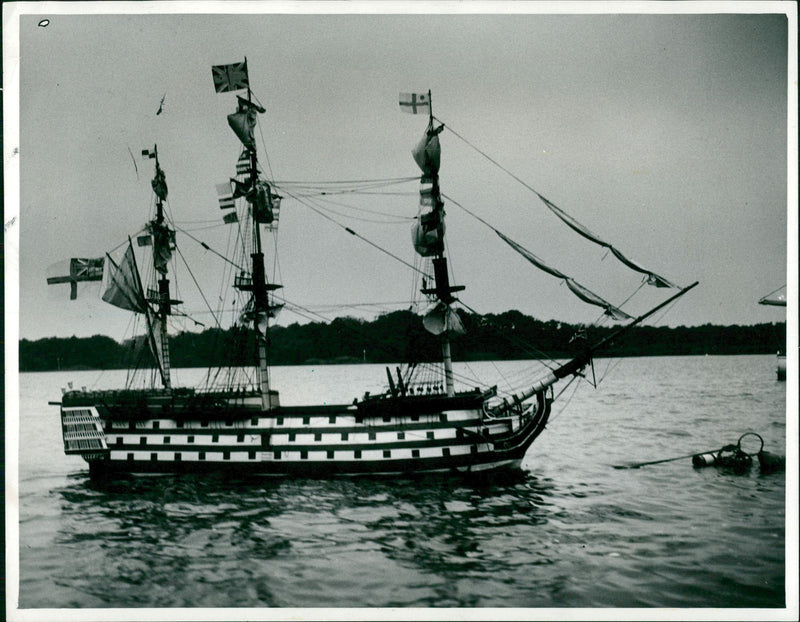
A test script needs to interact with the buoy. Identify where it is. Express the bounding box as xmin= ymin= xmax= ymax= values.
xmin=691 ymin=452 xmax=718 ymax=467
xmin=757 ymin=450 xmax=786 ymax=473
xmin=614 ymin=432 xmax=784 ymax=474
xmin=692 ymin=443 xmax=752 ymax=473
